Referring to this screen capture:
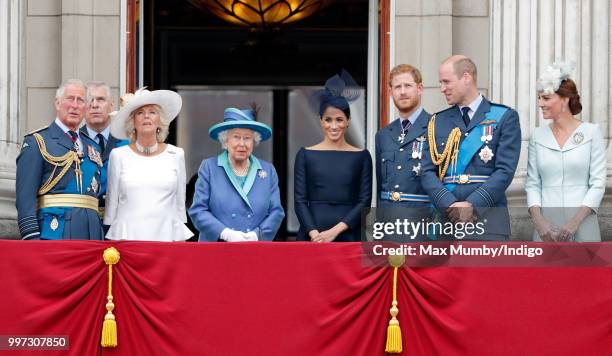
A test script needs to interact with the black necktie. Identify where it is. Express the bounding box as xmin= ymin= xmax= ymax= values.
xmin=96 ymin=133 xmax=106 ymax=153
xmin=401 ymin=119 xmax=412 ymax=131
xmin=461 ymin=107 xmax=471 ymax=127
xmin=67 ymin=130 xmax=78 ymax=143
